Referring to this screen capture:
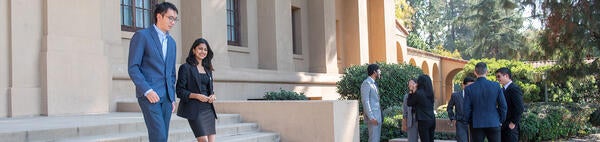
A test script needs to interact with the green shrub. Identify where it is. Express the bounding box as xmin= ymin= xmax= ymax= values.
xmin=590 ymin=108 xmax=600 ymax=126
xmin=338 ymin=63 xmax=421 ymax=141
xmin=381 ymin=105 xmax=405 ymax=141
xmin=263 ymin=89 xmax=307 ymax=100
xmin=435 ymin=104 xmax=449 ymax=119
xmin=337 ymin=62 xmax=422 ymax=116
xmin=454 ymin=58 xmax=541 ymax=102
xmin=455 ymin=58 xmax=600 ymax=104
xmin=520 ymin=102 xmax=596 ymax=141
